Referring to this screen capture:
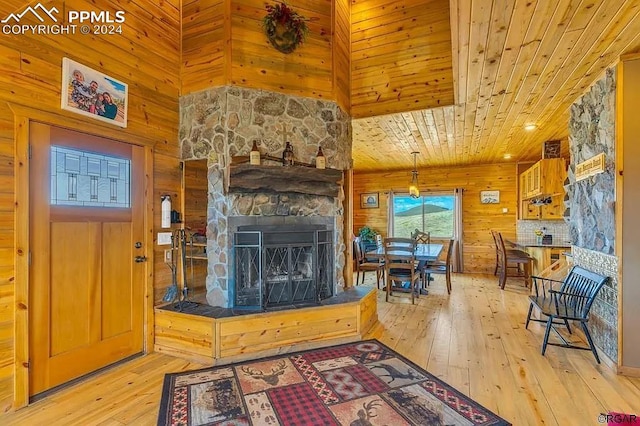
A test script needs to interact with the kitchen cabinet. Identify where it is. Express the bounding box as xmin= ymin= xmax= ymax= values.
xmin=519 ymin=158 xmax=567 ymax=220
xmin=524 ymin=246 xmax=569 ymax=276
xmin=522 ymin=194 xmax=565 ymax=220
xmin=521 ymin=158 xmax=566 ymax=200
